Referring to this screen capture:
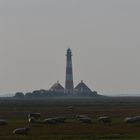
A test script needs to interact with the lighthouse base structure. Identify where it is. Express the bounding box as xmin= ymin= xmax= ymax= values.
xmin=16 ymin=49 xmax=99 ymax=98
